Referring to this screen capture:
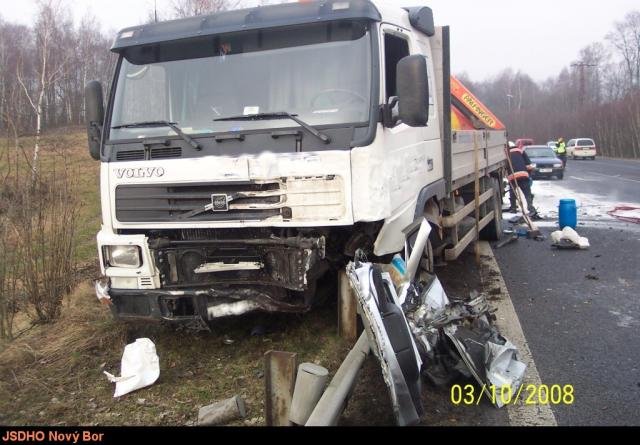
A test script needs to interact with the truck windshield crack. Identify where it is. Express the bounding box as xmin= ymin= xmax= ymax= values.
xmin=214 ymin=112 xmax=331 ymax=144
xmin=111 ymin=120 xmax=201 ymax=151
